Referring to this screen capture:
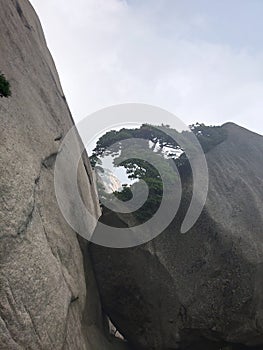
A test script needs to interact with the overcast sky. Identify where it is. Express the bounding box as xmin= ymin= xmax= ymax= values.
xmin=30 ymin=0 xmax=263 ymax=134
